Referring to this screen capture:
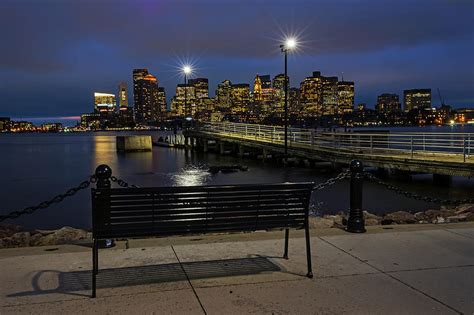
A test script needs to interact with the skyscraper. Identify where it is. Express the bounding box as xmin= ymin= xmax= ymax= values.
xmin=133 ymin=68 xmax=148 ymax=112
xmin=404 ymin=89 xmax=431 ymax=112
xmin=321 ymin=76 xmax=338 ymax=115
xmin=133 ymin=69 xmax=162 ymax=123
xmin=118 ymin=82 xmax=128 ymax=111
xmin=171 ymin=84 xmax=195 ymax=117
xmin=272 ymin=74 xmax=289 ymax=114
xmin=230 ymin=84 xmax=250 ymax=114
xmin=376 ymin=93 xmax=401 ymax=113
xmin=157 ymin=87 xmax=167 ymax=114
xmin=300 ymin=72 xmax=323 ymax=116
xmin=216 ymin=80 xmax=233 ymax=110
xmin=337 ymin=81 xmax=355 ymax=114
